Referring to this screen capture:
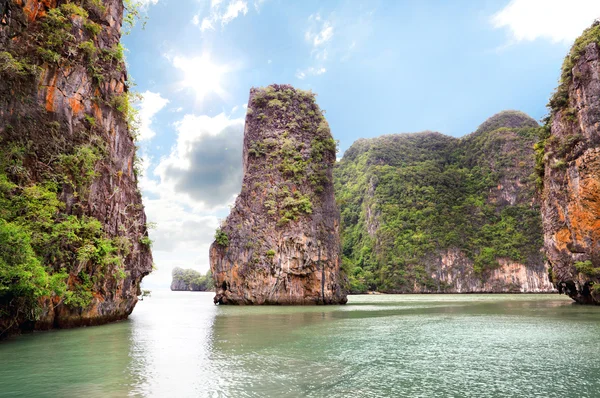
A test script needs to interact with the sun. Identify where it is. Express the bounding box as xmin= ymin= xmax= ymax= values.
xmin=172 ymin=53 xmax=229 ymax=104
